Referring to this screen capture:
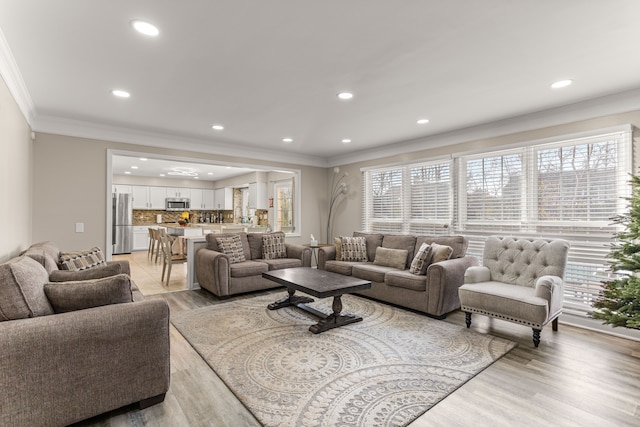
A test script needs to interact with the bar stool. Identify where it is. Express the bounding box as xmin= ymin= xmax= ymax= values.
xmin=158 ymin=229 xmax=186 ymax=287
